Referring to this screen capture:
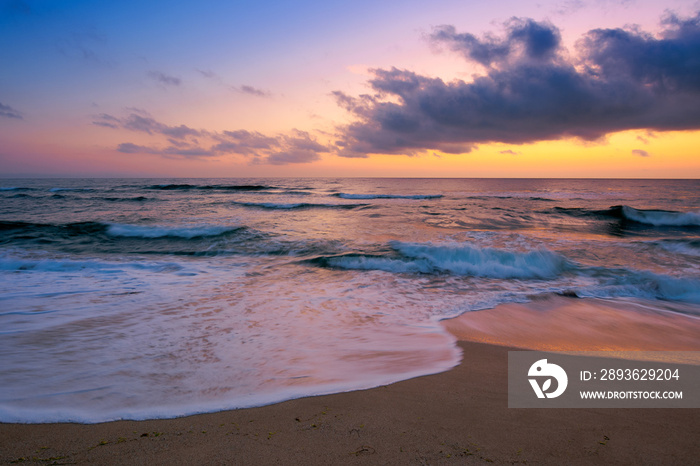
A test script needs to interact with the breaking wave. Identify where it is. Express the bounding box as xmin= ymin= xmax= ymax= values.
xmin=0 ymin=220 xmax=247 ymax=248
xmin=553 ymin=205 xmax=700 ymax=227
xmin=310 ymin=241 xmax=570 ymax=279
xmin=580 ymin=268 xmax=700 ymax=304
xmin=620 ymin=206 xmax=700 ymax=227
